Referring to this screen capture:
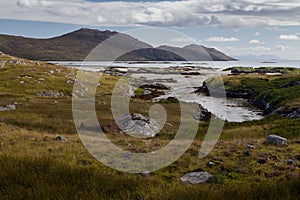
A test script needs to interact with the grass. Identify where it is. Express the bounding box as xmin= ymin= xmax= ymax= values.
xmin=204 ymin=73 xmax=300 ymax=113
xmin=0 ymin=54 xmax=299 ymax=199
